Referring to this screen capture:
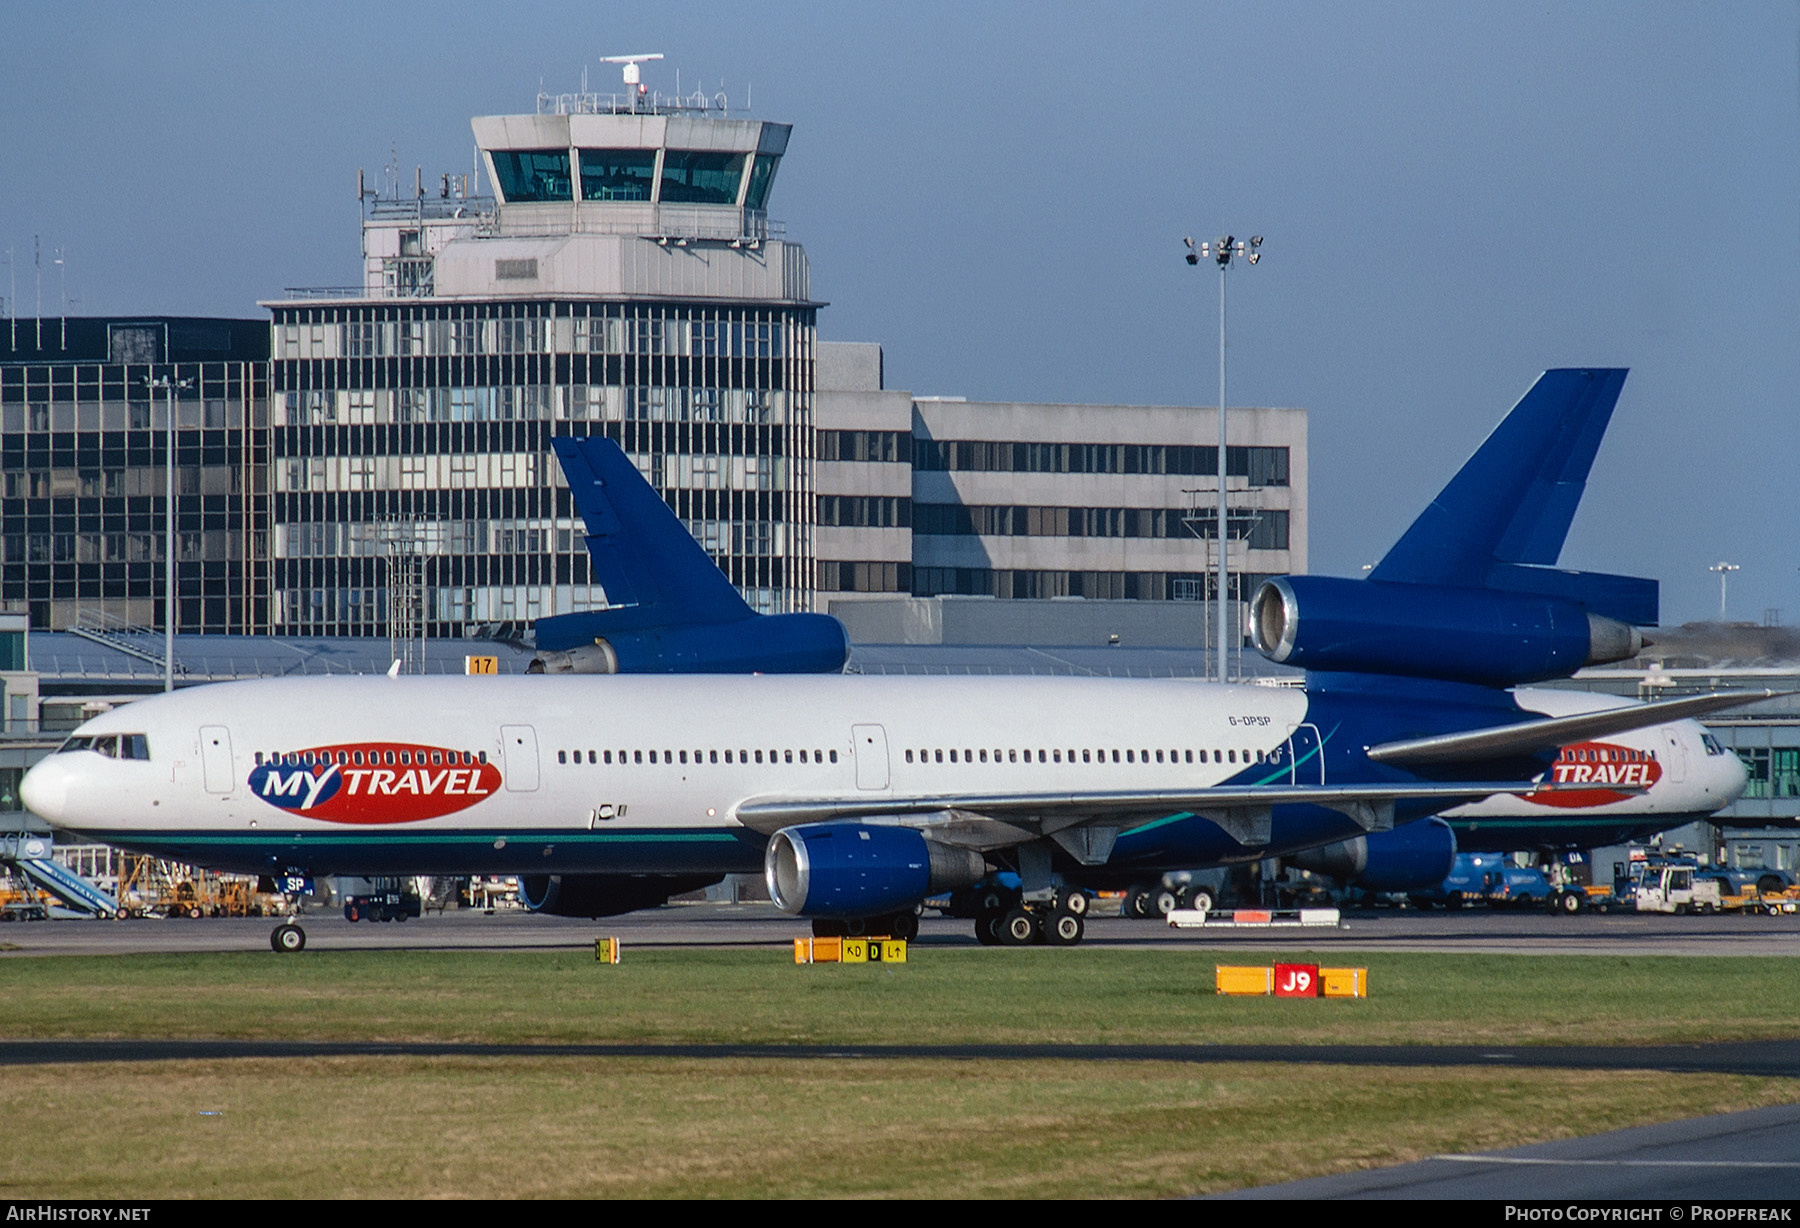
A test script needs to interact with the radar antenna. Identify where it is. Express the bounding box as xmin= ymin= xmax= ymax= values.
xmin=600 ymin=52 xmax=664 ymax=96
